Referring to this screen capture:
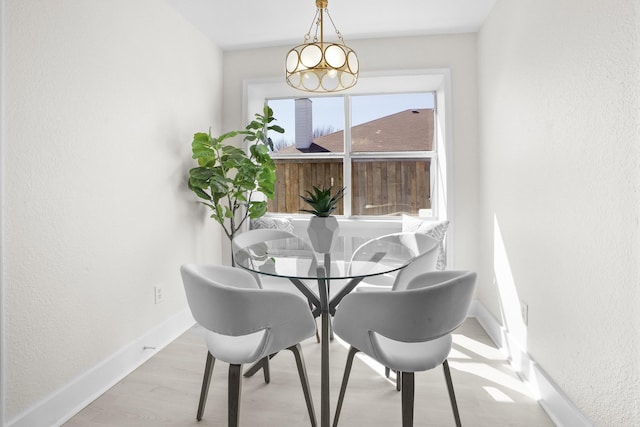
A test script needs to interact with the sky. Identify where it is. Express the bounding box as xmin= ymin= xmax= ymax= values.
xmin=268 ymin=92 xmax=435 ymax=146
